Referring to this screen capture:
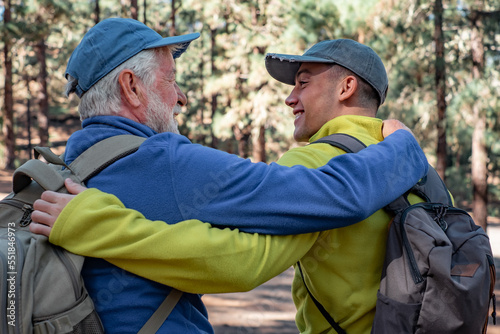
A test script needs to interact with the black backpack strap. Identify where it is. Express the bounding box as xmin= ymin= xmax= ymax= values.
xmin=411 ymin=167 xmax=452 ymax=206
xmin=297 ymin=262 xmax=347 ymax=334
xmin=313 ymin=133 xmax=366 ymax=153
